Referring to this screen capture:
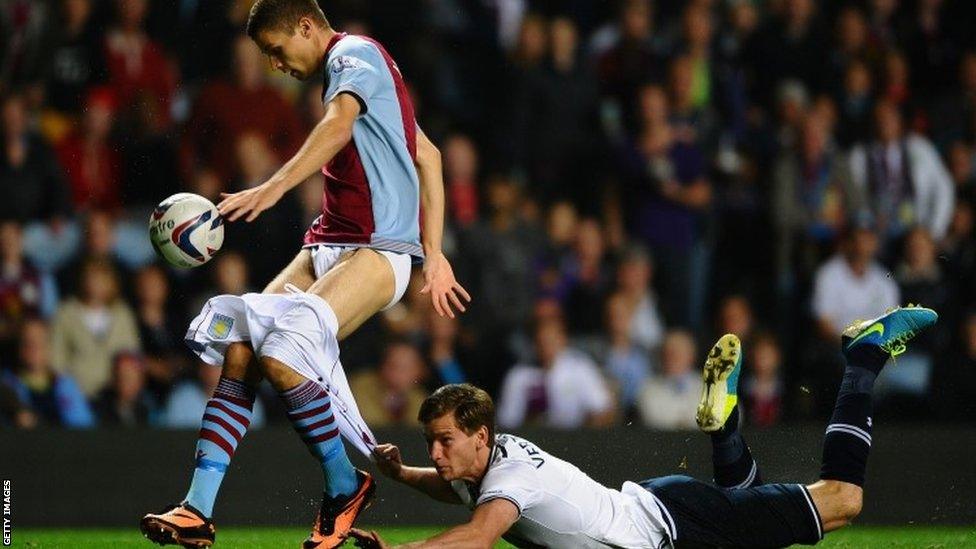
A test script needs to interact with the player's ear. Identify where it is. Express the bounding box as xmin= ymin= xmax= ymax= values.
xmin=299 ymin=17 xmax=311 ymax=38
xmin=477 ymin=425 xmax=489 ymax=448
